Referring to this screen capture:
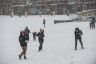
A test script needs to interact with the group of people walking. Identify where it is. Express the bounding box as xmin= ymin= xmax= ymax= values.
xmin=19 ymin=26 xmax=45 ymax=59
